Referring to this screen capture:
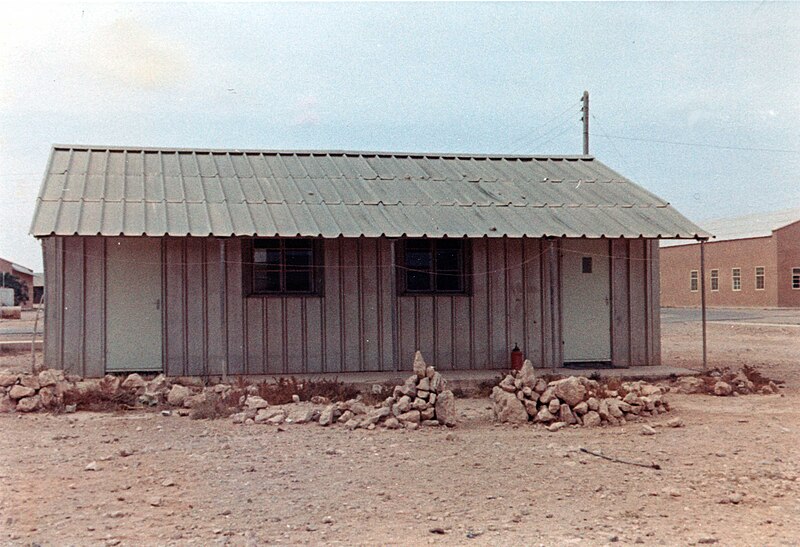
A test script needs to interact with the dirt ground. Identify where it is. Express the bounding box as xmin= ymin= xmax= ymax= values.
xmin=1 ymin=321 xmax=799 ymax=546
